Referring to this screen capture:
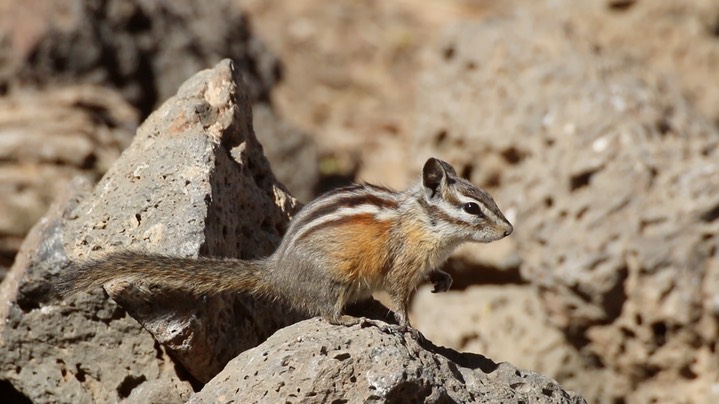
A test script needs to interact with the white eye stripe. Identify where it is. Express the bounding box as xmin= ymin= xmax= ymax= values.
xmin=435 ymin=199 xmax=472 ymax=222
